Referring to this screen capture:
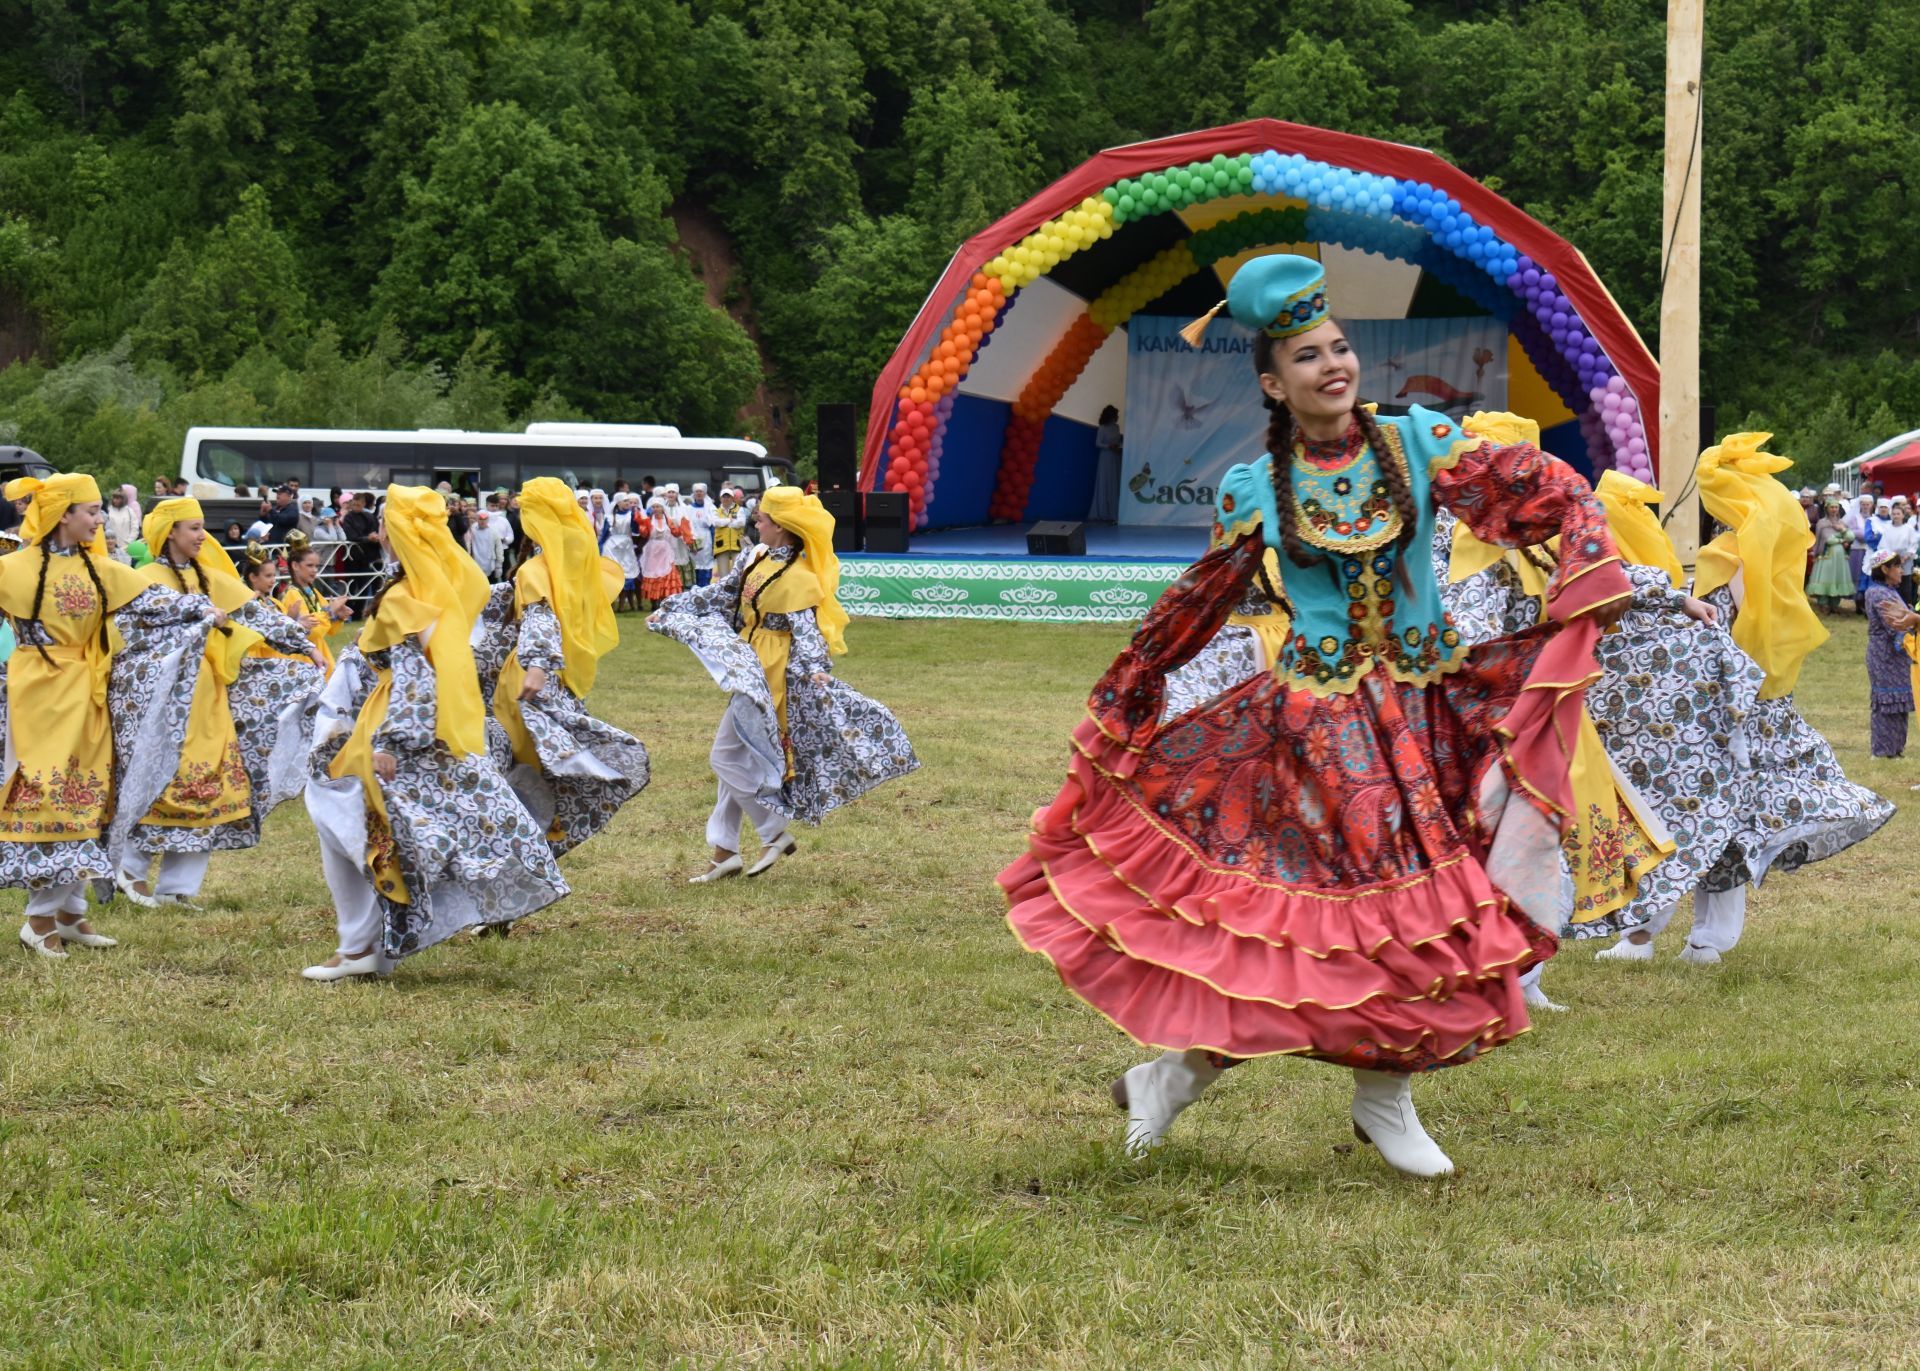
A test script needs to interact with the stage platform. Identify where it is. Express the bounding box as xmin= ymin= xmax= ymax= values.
xmin=839 ymin=523 xmax=1203 ymax=624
